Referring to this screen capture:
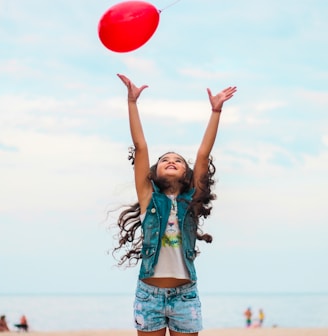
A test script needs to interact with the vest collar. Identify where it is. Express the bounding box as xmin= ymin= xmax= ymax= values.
xmin=151 ymin=180 xmax=195 ymax=200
